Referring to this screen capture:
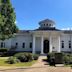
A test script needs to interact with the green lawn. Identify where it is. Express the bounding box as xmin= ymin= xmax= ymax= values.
xmin=0 ymin=57 xmax=37 ymax=67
